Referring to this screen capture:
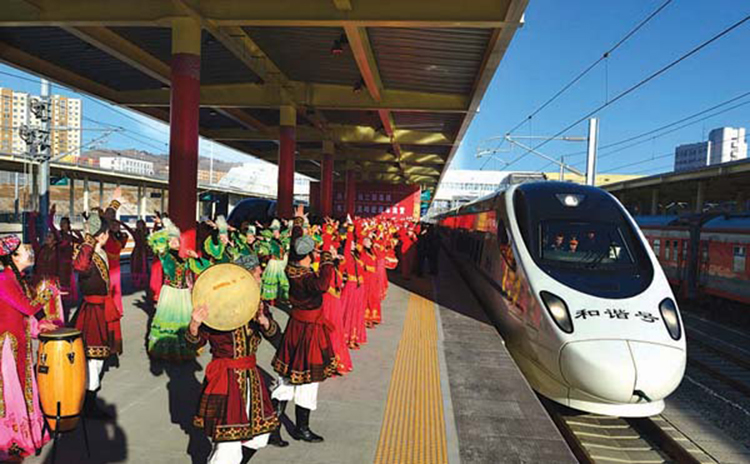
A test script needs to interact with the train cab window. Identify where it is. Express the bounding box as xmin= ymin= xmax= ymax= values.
xmin=540 ymin=221 xmax=634 ymax=267
xmin=653 ymin=239 xmax=661 ymax=257
xmin=733 ymin=246 xmax=746 ymax=273
xmin=513 ymin=183 xmax=653 ymax=299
